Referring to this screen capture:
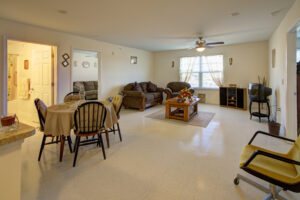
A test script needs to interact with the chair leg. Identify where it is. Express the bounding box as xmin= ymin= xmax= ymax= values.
xmin=59 ymin=136 xmax=65 ymax=162
xmin=249 ymin=101 xmax=253 ymax=119
xmin=56 ymin=136 xmax=59 ymax=143
xmin=67 ymin=136 xmax=73 ymax=153
xmin=234 ymin=174 xmax=288 ymax=200
xmin=38 ymin=135 xmax=47 ymax=161
xmin=105 ymin=130 xmax=110 ymax=148
xmin=117 ymin=123 xmax=122 ymax=142
xmin=112 ymin=124 xmax=116 ymax=135
xmin=258 ymin=102 xmax=261 ymax=123
xmin=73 ymin=136 xmax=81 ymax=167
xmin=99 ymin=134 xmax=106 ymax=160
